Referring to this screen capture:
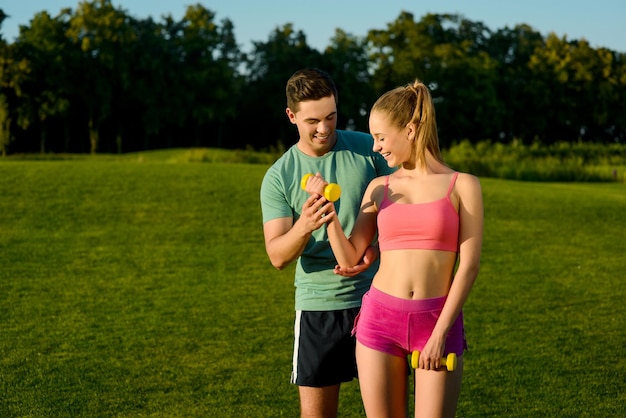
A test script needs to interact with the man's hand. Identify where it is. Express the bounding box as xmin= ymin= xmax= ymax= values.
xmin=300 ymin=194 xmax=335 ymax=233
xmin=333 ymin=245 xmax=379 ymax=277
